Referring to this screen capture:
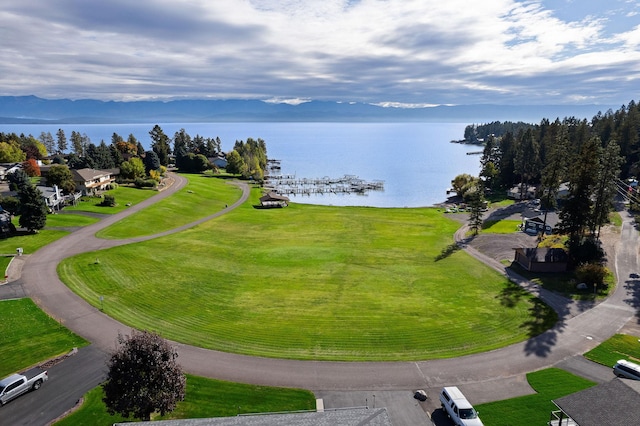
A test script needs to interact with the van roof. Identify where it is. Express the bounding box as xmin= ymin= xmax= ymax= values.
xmin=442 ymin=386 xmax=474 ymax=407
xmin=616 ymin=359 xmax=640 ymax=369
